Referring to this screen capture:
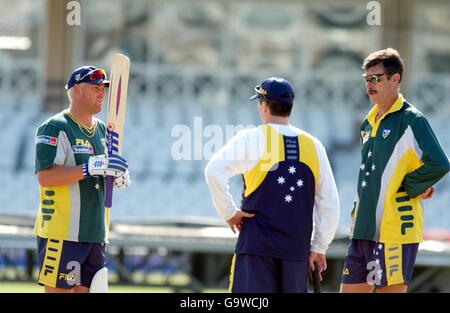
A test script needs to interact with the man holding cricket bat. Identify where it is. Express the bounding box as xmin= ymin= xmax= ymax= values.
xmin=34 ymin=65 xmax=130 ymax=293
